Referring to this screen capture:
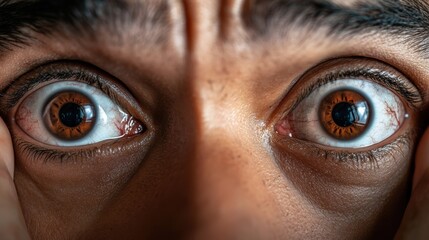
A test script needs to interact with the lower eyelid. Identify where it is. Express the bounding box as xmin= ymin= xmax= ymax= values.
xmin=274 ymin=131 xmax=414 ymax=171
xmin=13 ymin=128 xmax=152 ymax=165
